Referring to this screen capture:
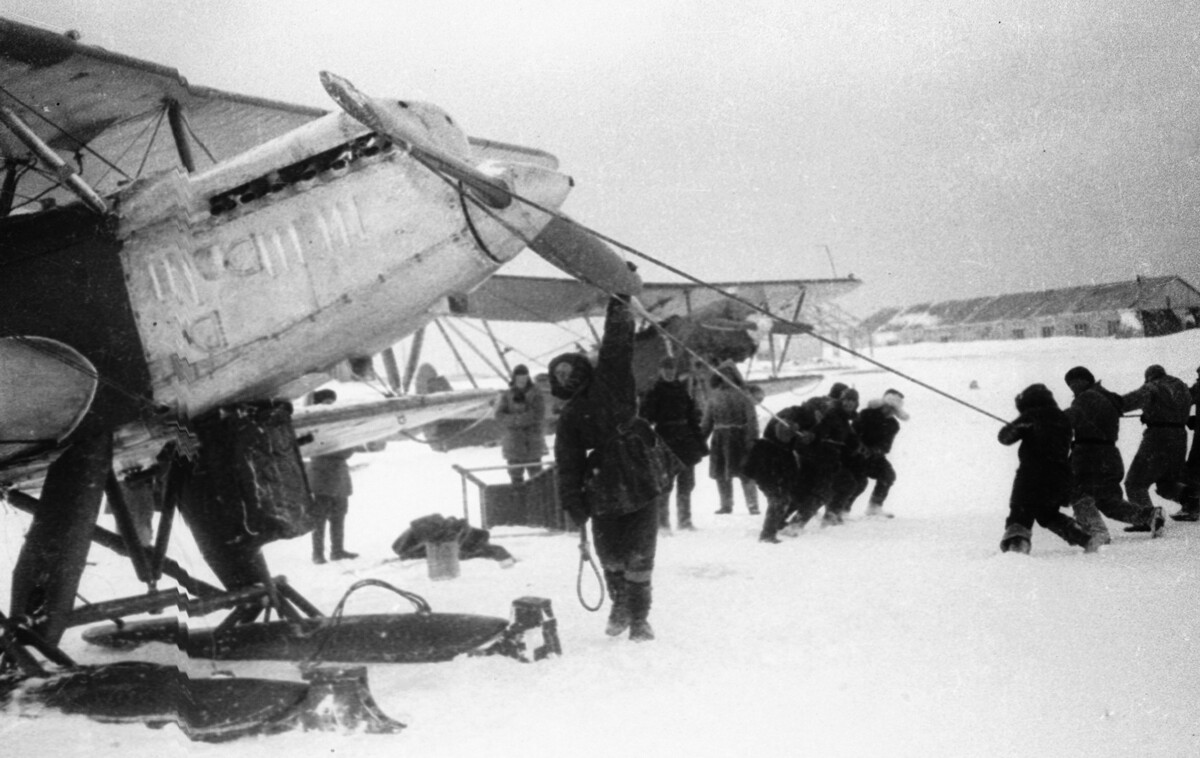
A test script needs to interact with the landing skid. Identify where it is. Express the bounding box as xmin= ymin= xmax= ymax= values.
xmin=1 ymin=403 xmax=560 ymax=741
xmin=15 ymin=660 xmax=404 ymax=742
